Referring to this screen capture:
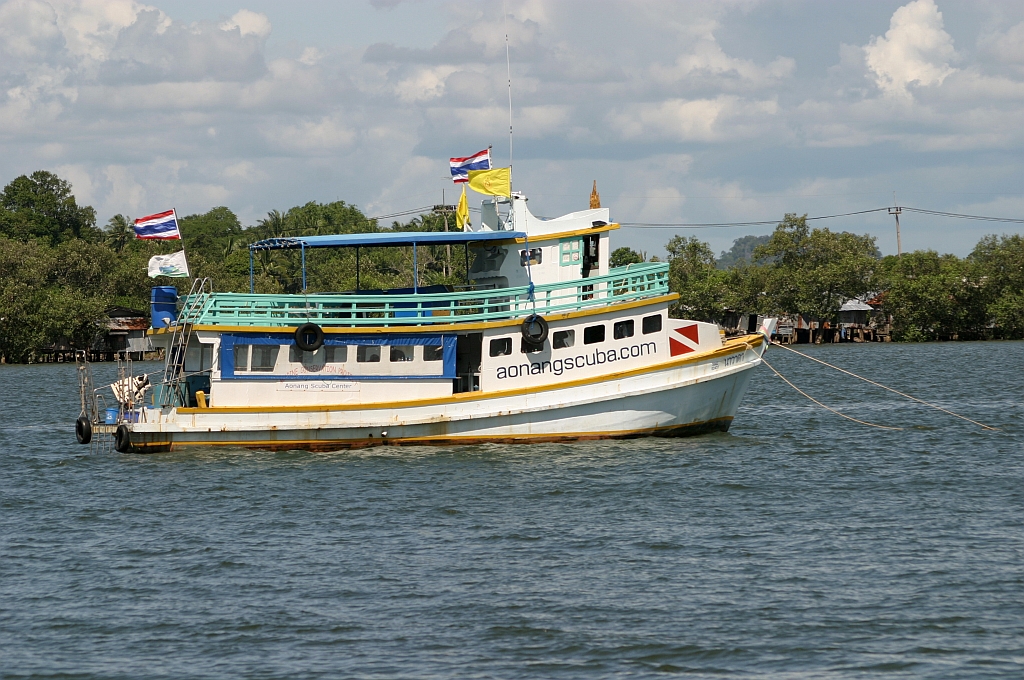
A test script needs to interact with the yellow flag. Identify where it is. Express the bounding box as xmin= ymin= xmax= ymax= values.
xmin=456 ymin=185 xmax=470 ymax=230
xmin=467 ymin=167 xmax=511 ymax=197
